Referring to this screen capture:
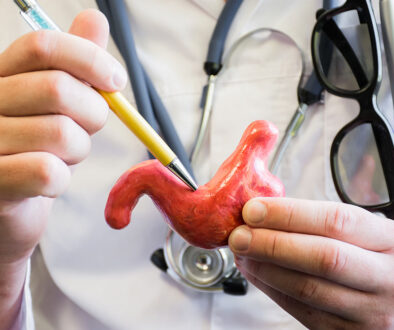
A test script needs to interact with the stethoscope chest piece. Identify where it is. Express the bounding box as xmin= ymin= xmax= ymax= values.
xmin=178 ymin=244 xmax=233 ymax=288
xmin=150 ymin=230 xmax=248 ymax=295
